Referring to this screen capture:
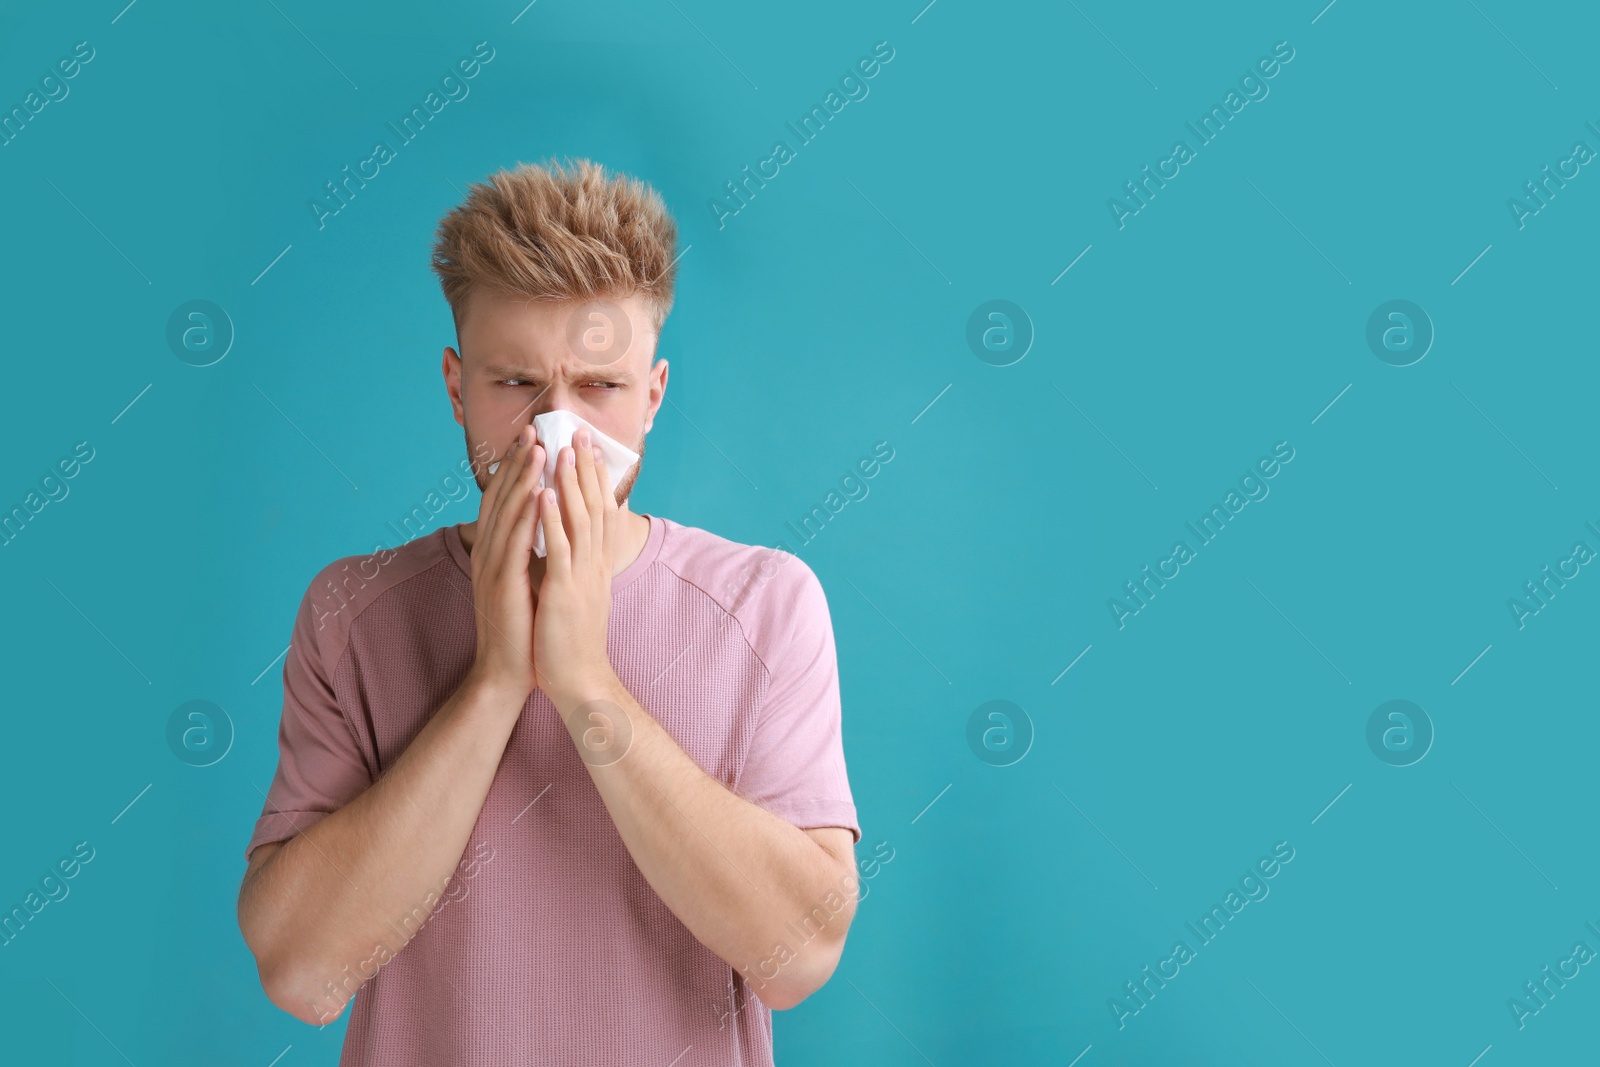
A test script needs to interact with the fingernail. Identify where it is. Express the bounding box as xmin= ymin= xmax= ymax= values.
xmin=592 ymin=446 xmax=603 ymax=463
